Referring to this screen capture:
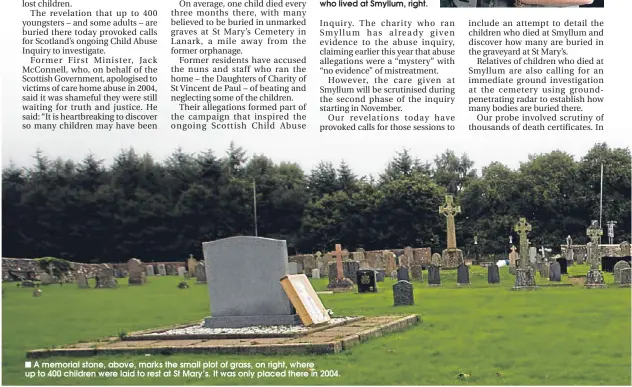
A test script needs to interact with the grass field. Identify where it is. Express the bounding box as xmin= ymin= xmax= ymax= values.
xmin=2 ymin=265 xmax=630 ymax=385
